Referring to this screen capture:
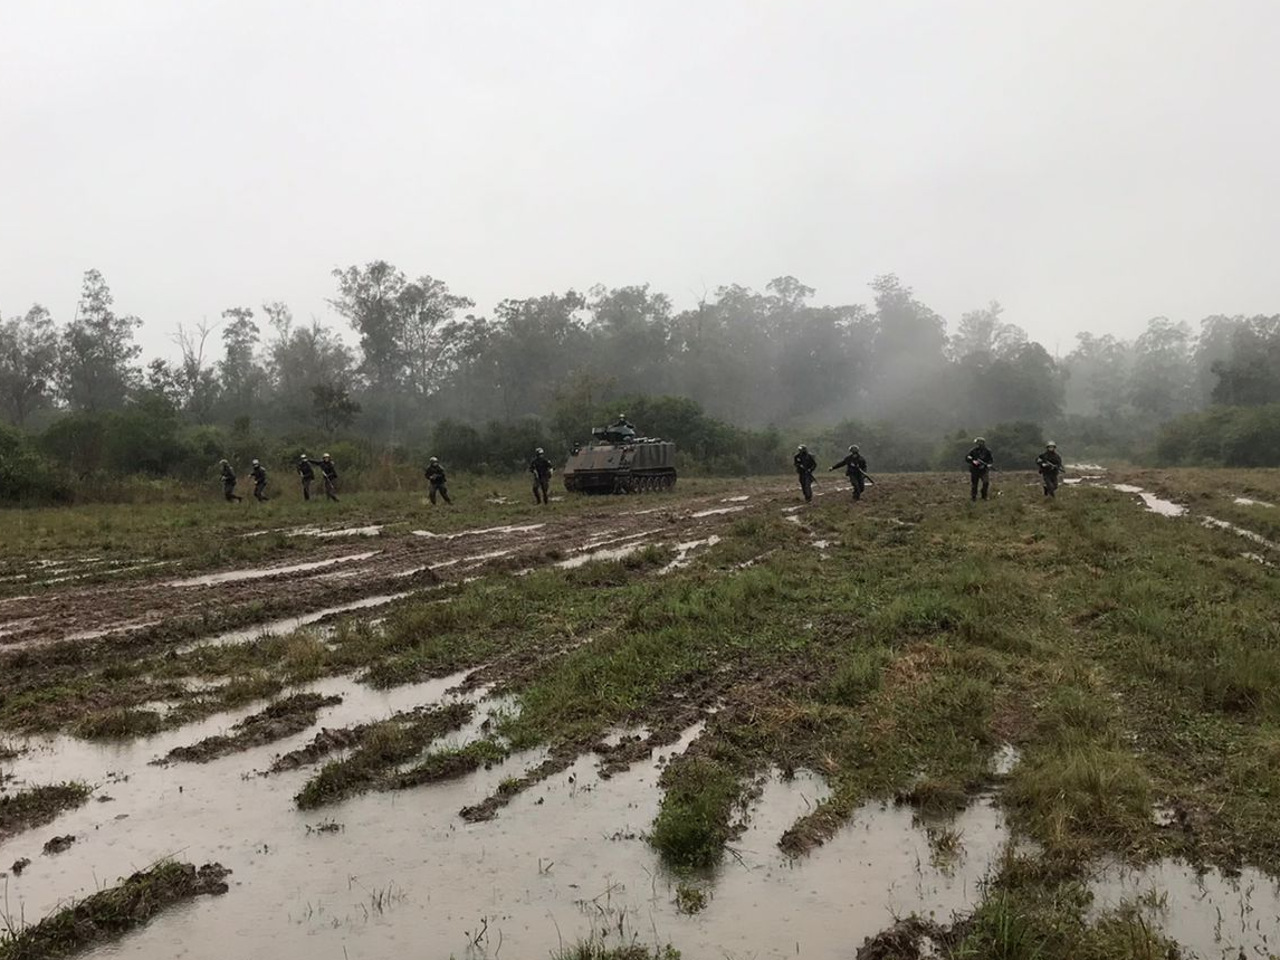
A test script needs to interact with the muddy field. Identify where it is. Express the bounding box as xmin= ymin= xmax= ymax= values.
xmin=2 ymin=469 xmax=1280 ymax=959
